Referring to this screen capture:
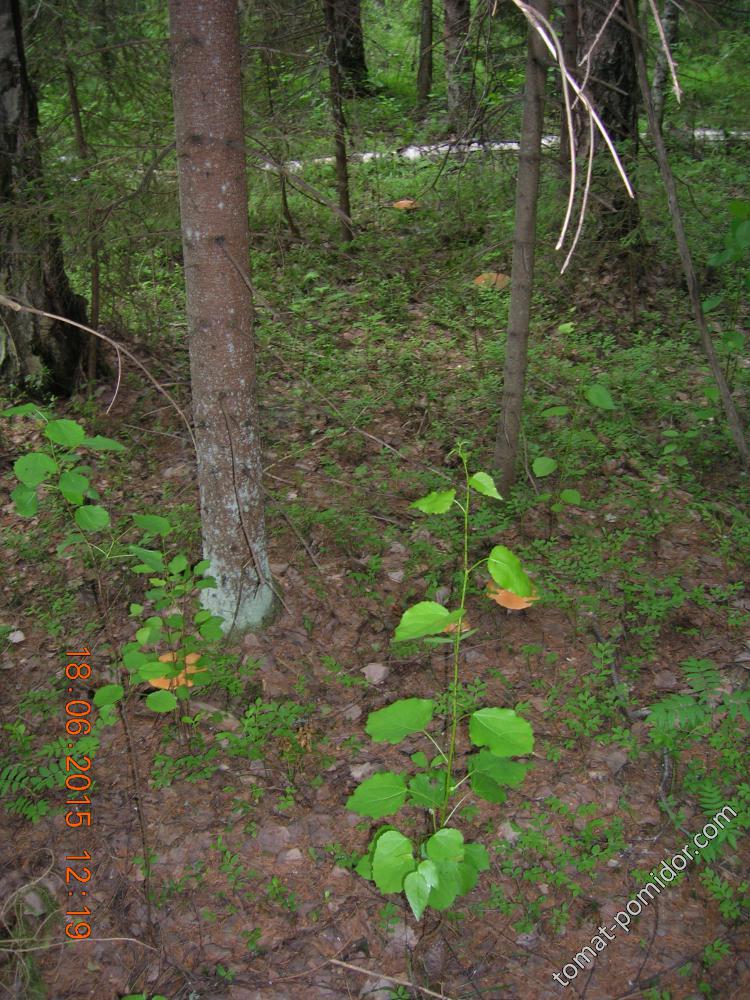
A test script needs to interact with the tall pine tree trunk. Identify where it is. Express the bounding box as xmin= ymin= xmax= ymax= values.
xmin=323 ymin=0 xmax=354 ymax=242
xmin=168 ymin=0 xmax=277 ymax=632
xmin=493 ymin=0 xmax=550 ymax=491
xmin=332 ymin=0 xmax=369 ymax=96
xmin=417 ymin=0 xmax=433 ymax=108
xmin=0 ymin=0 xmax=86 ymax=393
xmin=578 ymin=0 xmax=638 ymax=149
xmin=443 ymin=0 xmax=471 ymax=130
